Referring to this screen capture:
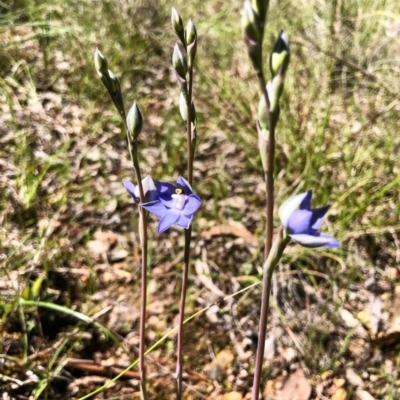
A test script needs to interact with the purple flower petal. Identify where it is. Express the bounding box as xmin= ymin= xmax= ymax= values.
xmin=286 ymin=209 xmax=313 ymax=234
xmin=177 ymin=176 xmax=194 ymax=194
xmin=299 ymin=190 xmax=313 ymax=210
xmin=142 ymin=176 xmax=159 ymax=202
xmin=175 ymin=213 xmax=193 ymax=229
xmin=310 ymin=205 xmax=330 ymax=230
xmin=289 ymin=234 xmax=338 ymax=248
xmin=318 ymin=233 xmax=340 ymax=248
xmin=123 ymin=180 xmax=139 ymax=202
xmin=156 ymin=181 xmax=177 ymax=207
xmin=278 ymin=191 xmax=310 ymax=228
xmin=142 ymin=200 xmax=168 ymax=217
xmin=182 ymin=195 xmax=202 ymax=215
xmin=158 ymin=208 xmax=181 ymax=233
xmin=156 ymin=181 xmax=175 ymax=195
